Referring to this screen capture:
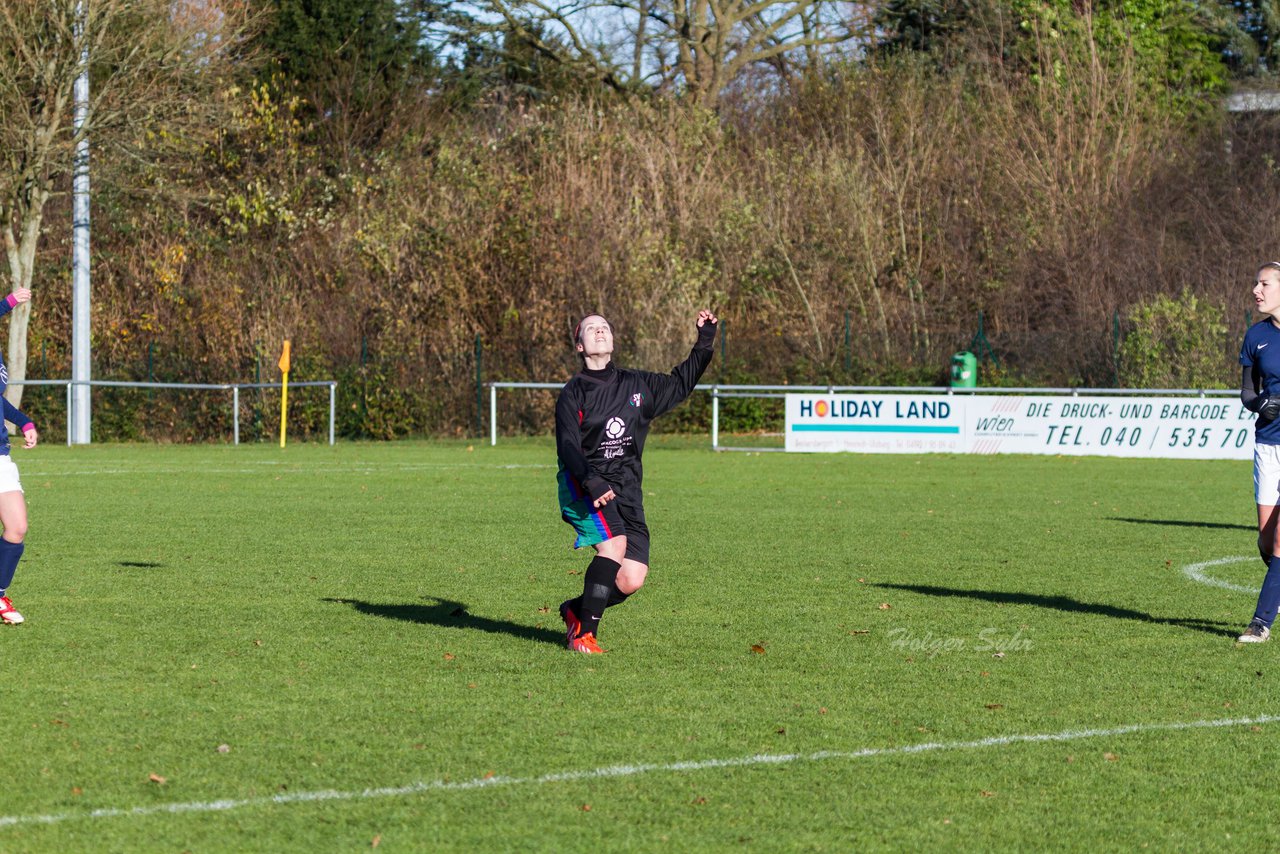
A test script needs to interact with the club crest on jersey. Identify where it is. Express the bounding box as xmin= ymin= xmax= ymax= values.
xmin=605 ymin=417 xmax=626 ymax=439
xmin=629 ymin=393 xmax=643 ymax=407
